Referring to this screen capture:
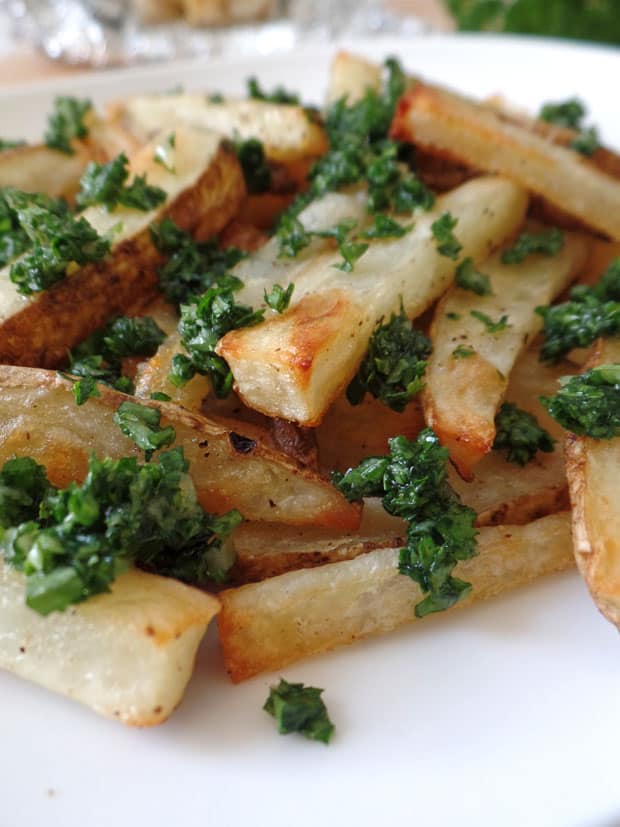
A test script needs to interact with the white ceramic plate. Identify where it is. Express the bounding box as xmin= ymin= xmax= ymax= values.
xmin=2 ymin=34 xmax=620 ymax=827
